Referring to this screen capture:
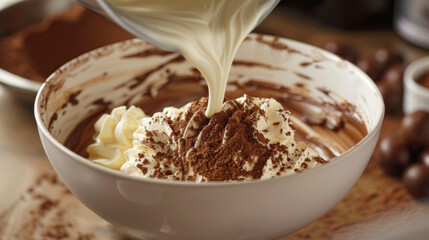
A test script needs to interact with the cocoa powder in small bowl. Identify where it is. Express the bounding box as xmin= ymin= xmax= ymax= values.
xmin=0 ymin=5 xmax=133 ymax=83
